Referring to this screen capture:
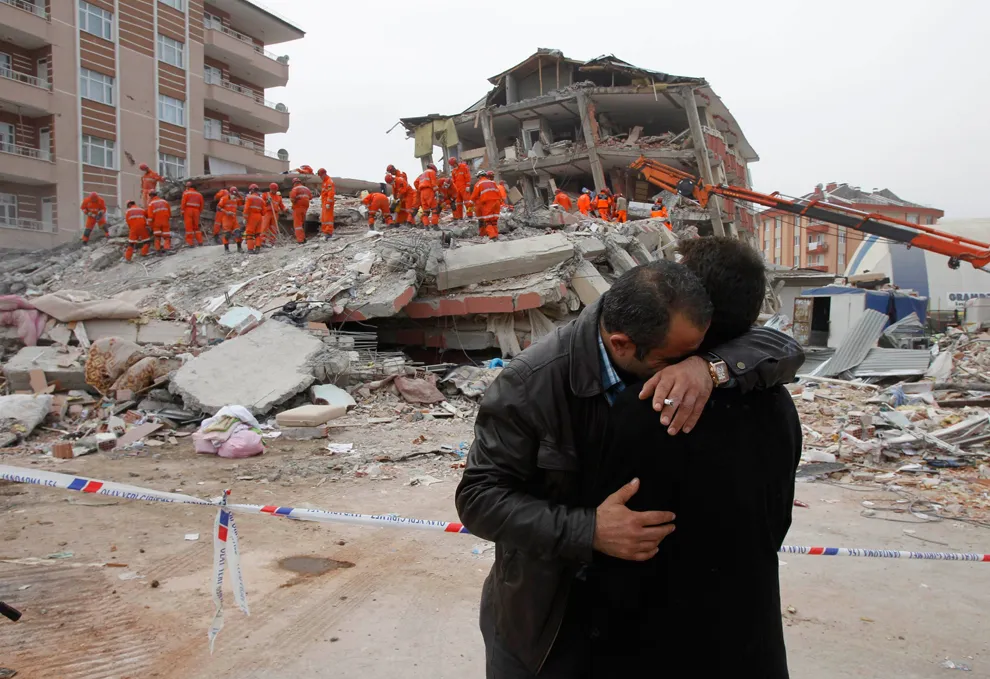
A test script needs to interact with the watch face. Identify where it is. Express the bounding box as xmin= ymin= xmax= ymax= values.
xmin=715 ymin=363 xmax=730 ymax=382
